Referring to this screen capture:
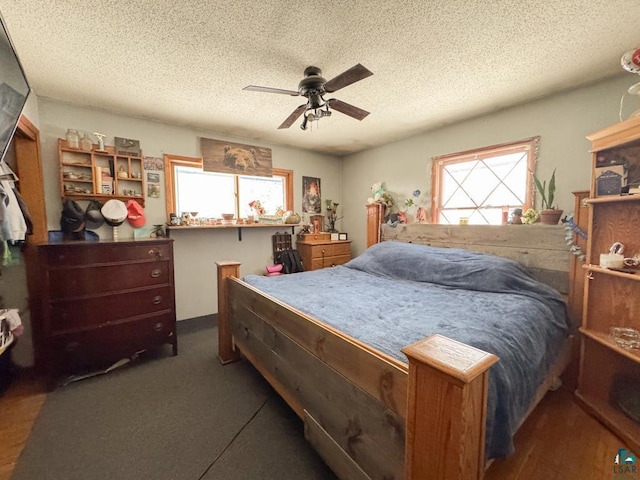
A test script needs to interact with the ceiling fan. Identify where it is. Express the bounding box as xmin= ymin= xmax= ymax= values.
xmin=243 ymin=64 xmax=373 ymax=130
